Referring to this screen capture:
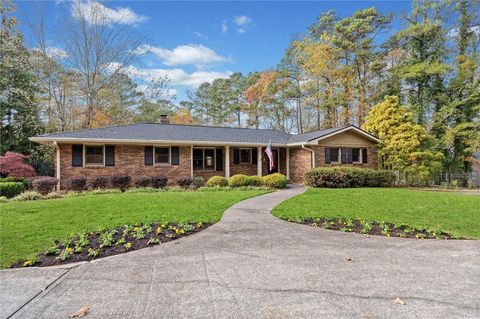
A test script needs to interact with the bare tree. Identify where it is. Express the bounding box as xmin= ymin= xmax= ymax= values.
xmin=59 ymin=1 xmax=144 ymax=127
